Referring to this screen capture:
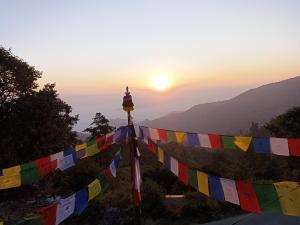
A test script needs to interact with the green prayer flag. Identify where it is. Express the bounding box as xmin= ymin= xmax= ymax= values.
xmin=188 ymin=167 xmax=198 ymax=190
xmin=87 ymin=139 xmax=98 ymax=156
xmin=254 ymin=184 xmax=281 ymax=212
xmin=98 ymin=174 xmax=110 ymax=193
xmin=167 ymin=131 xmax=177 ymax=142
xmin=20 ymin=162 xmax=41 ymax=185
xmin=222 ymin=136 xmax=236 ymax=149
